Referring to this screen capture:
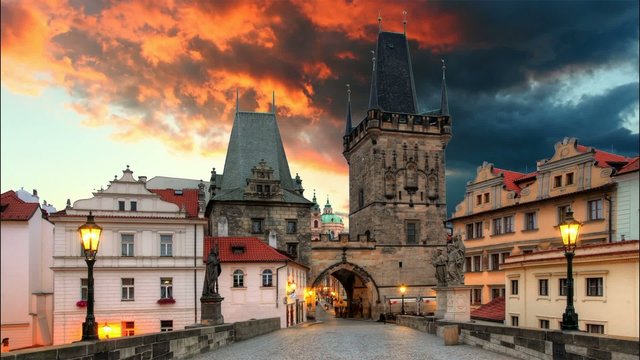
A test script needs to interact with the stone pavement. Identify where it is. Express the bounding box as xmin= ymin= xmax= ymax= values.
xmin=188 ymin=305 xmax=517 ymax=360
